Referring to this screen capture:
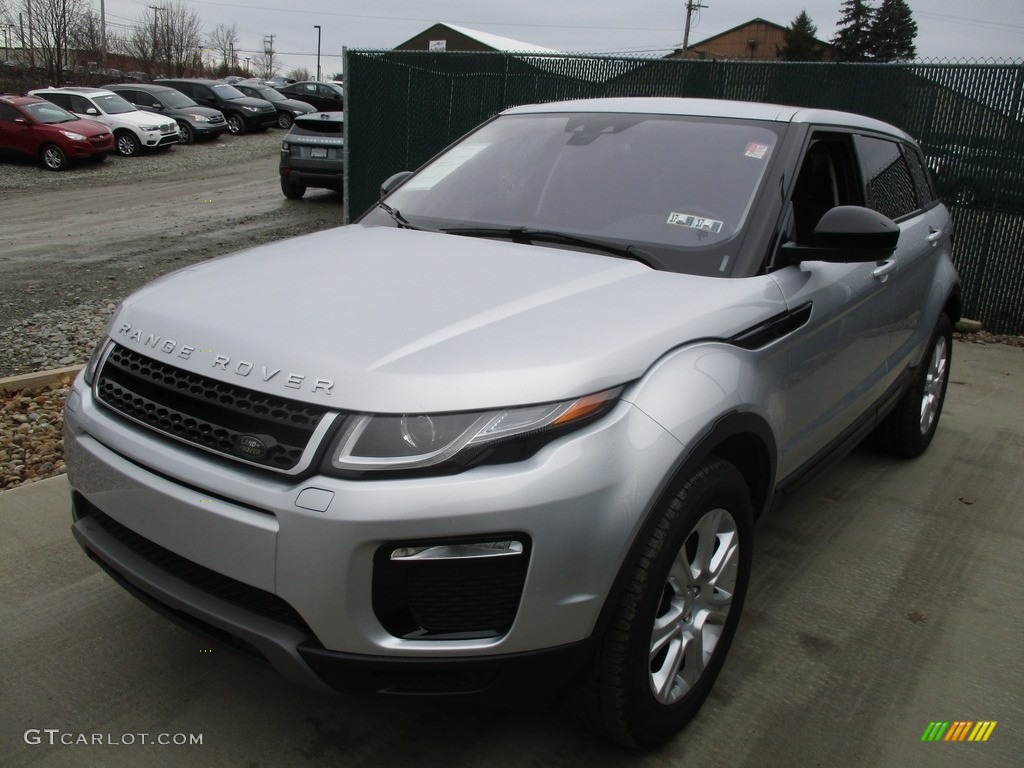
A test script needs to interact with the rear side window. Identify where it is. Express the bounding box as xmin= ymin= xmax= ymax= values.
xmin=0 ymin=104 xmax=18 ymax=121
xmin=855 ymin=135 xmax=919 ymax=220
xmin=41 ymin=92 xmax=71 ymax=110
xmin=904 ymin=145 xmax=936 ymax=207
